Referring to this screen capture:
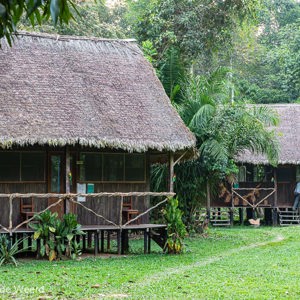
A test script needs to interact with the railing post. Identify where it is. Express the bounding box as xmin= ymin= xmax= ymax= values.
xmin=9 ymin=194 xmax=13 ymax=235
xmin=273 ymin=168 xmax=278 ymax=226
xmin=65 ymin=146 xmax=71 ymax=214
xmin=118 ymin=195 xmax=124 ymax=255
xmin=169 ymin=152 xmax=174 ymax=193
